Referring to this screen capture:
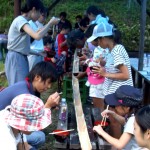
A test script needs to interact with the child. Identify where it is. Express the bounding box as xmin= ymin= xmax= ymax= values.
xmin=86 ymin=5 xmax=109 ymax=25
xmin=85 ymin=49 xmax=107 ymax=110
xmin=57 ymin=23 xmax=70 ymax=57
xmin=87 ymin=22 xmax=133 ymax=138
xmin=134 ymin=105 xmax=150 ymax=149
xmin=0 ymin=93 xmax=59 ymax=149
xmin=43 ymin=36 xmax=56 ymax=65
xmin=0 ymin=61 xmax=60 ymax=149
xmin=93 ymin=85 xmax=147 ymax=150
